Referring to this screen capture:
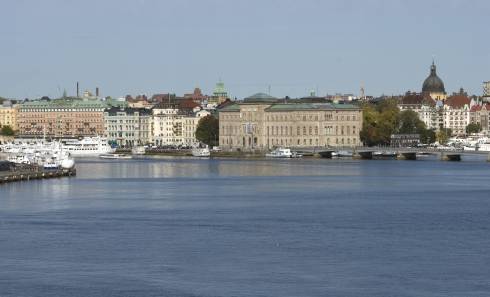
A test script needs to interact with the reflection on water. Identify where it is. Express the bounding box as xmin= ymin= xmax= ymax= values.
xmin=1 ymin=156 xmax=490 ymax=296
